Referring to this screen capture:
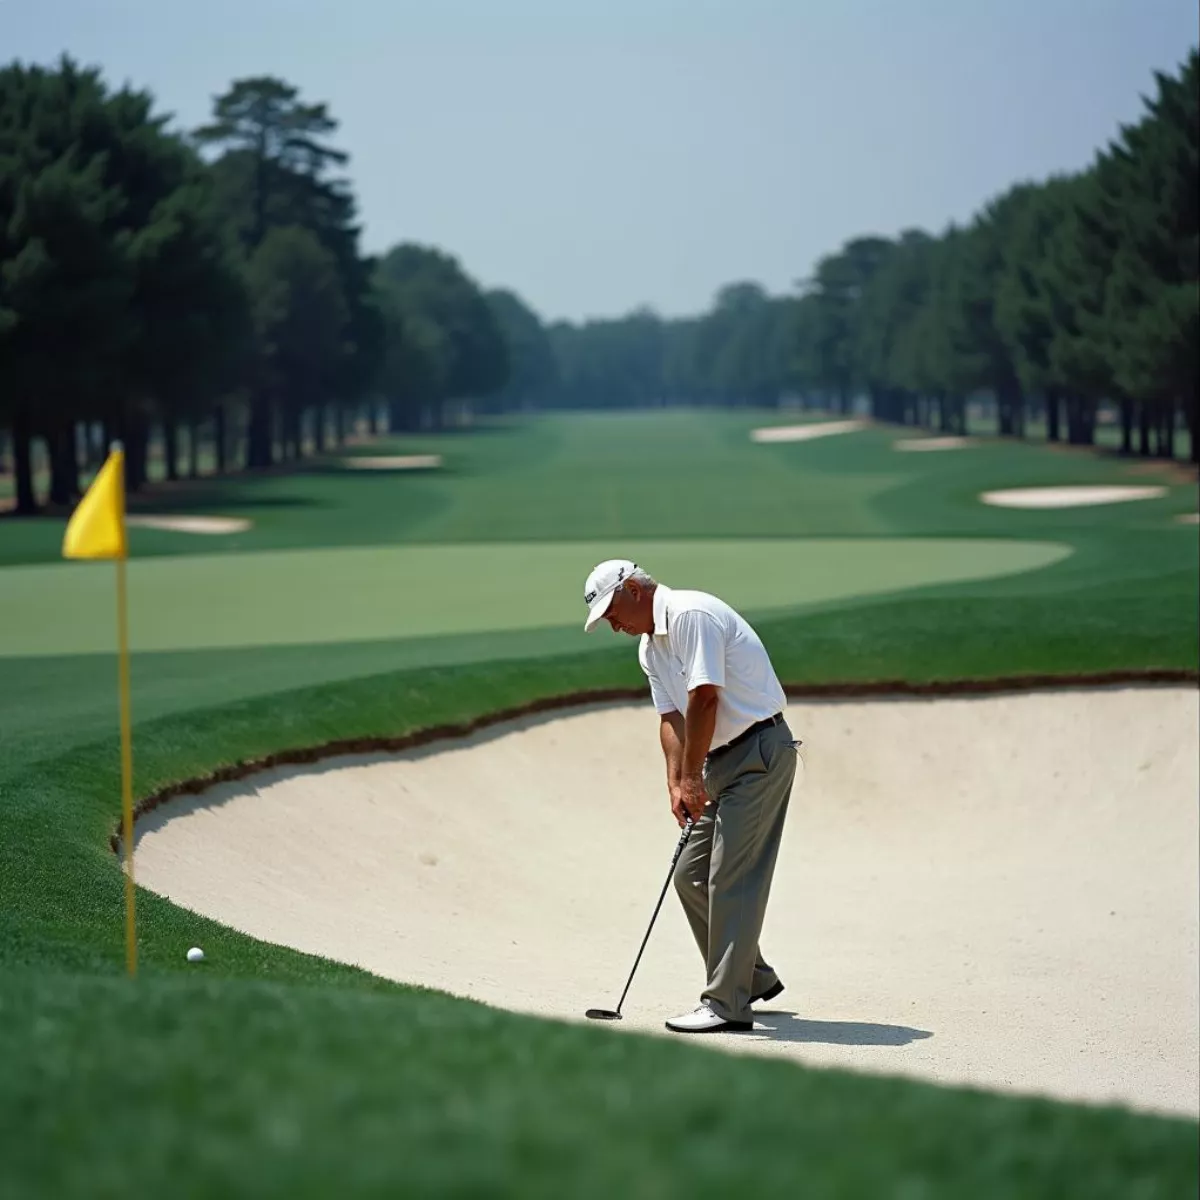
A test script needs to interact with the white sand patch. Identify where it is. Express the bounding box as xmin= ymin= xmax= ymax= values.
xmin=750 ymin=420 xmax=867 ymax=443
xmin=135 ymin=687 xmax=1199 ymax=1116
xmin=126 ymin=515 xmax=251 ymax=535
xmin=894 ymin=436 xmax=975 ymax=452
xmin=341 ymin=455 xmax=443 ymax=470
xmin=981 ymin=485 xmax=1167 ymax=509
xmin=1175 ymin=512 xmax=1199 ymax=524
